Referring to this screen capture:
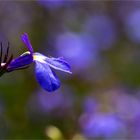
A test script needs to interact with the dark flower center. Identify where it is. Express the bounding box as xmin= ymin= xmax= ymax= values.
xmin=0 ymin=42 xmax=13 ymax=76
